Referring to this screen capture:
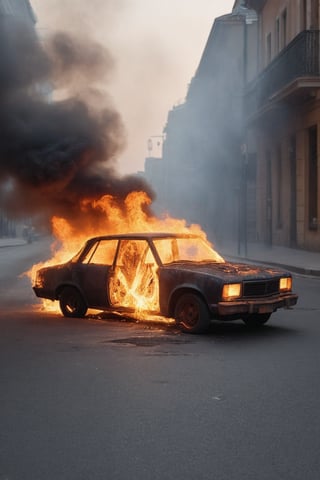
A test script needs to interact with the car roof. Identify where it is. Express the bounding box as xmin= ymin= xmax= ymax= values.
xmin=86 ymin=232 xmax=200 ymax=243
